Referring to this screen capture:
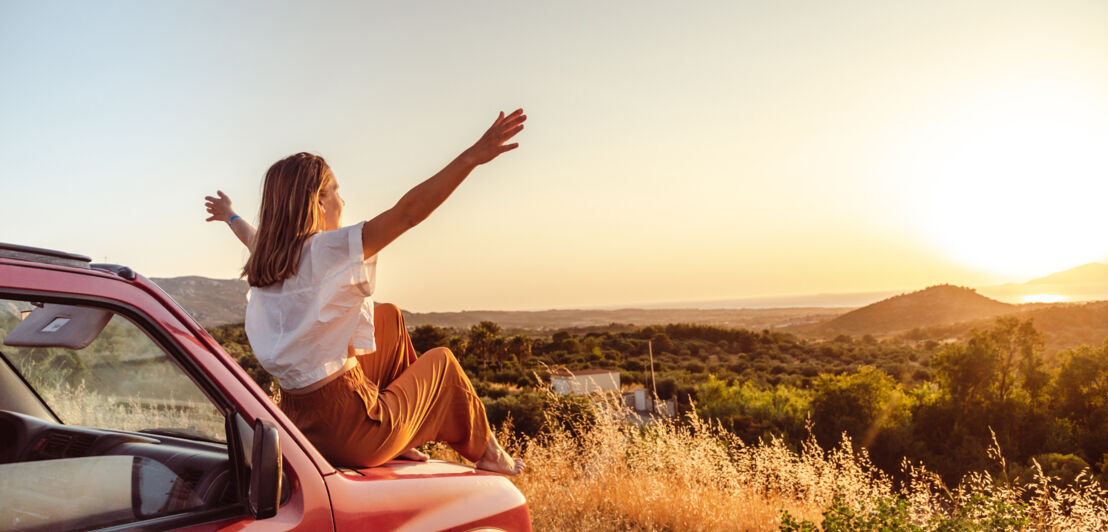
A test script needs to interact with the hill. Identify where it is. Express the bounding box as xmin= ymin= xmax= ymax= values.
xmin=1017 ymin=300 xmax=1108 ymax=348
xmin=809 ymin=284 xmax=1015 ymax=336
xmin=405 ymin=307 xmax=847 ymax=332
xmin=147 ymin=262 xmax=1107 ymax=341
xmin=149 ymin=274 xmax=847 ymax=331
xmin=978 ymin=263 xmax=1108 ymax=303
xmin=150 ymin=276 xmax=248 ymax=327
xmin=1025 ymin=262 xmax=1108 ymax=285
xmin=897 ymin=300 xmax=1108 ymax=355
